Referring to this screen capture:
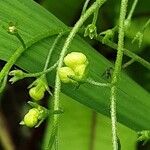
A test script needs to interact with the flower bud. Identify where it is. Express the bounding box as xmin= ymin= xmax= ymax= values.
xmin=23 ymin=108 xmax=40 ymax=128
xmin=28 ymin=108 xmax=40 ymax=118
xmin=132 ymin=31 xmax=143 ymax=48
xmin=74 ymin=64 xmax=87 ymax=80
xmin=64 ymin=52 xmax=87 ymax=69
xmin=84 ymin=24 xmax=97 ymax=39
xmin=8 ymin=25 xmax=17 ymax=34
xmin=9 ymin=70 xmax=24 ymax=76
xmin=9 ymin=70 xmax=25 ymax=83
xmin=58 ymin=67 xmax=75 ymax=83
xmin=29 ymin=86 xmax=45 ymax=101
xmin=20 ymin=104 xmax=49 ymax=128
